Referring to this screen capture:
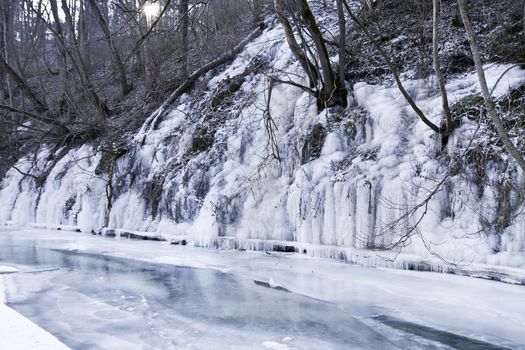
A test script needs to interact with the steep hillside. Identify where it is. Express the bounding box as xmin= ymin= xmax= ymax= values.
xmin=1 ymin=0 xmax=524 ymax=272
